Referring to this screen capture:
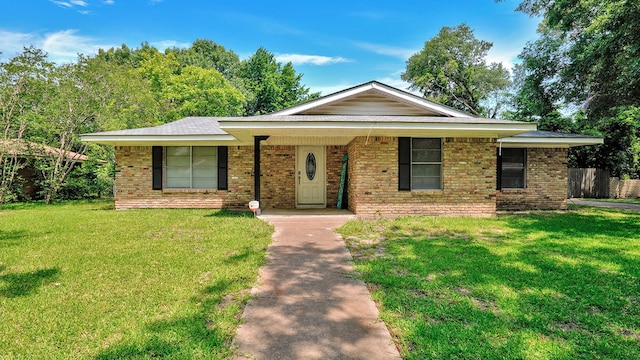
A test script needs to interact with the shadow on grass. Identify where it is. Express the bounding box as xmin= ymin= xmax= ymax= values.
xmin=349 ymin=210 xmax=640 ymax=359
xmin=0 ymin=229 xmax=27 ymax=248
xmin=0 ymin=266 xmax=60 ymax=298
xmin=95 ymin=277 xmax=246 ymax=359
